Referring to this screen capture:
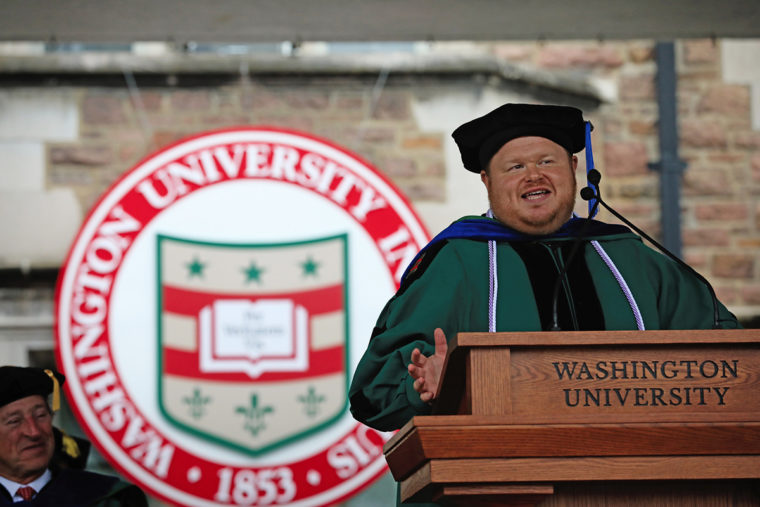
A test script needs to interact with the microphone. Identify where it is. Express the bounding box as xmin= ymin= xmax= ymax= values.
xmin=580 ymin=186 xmax=596 ymax=201
xmin=581 ymin=169 xmax=722 ymax=329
